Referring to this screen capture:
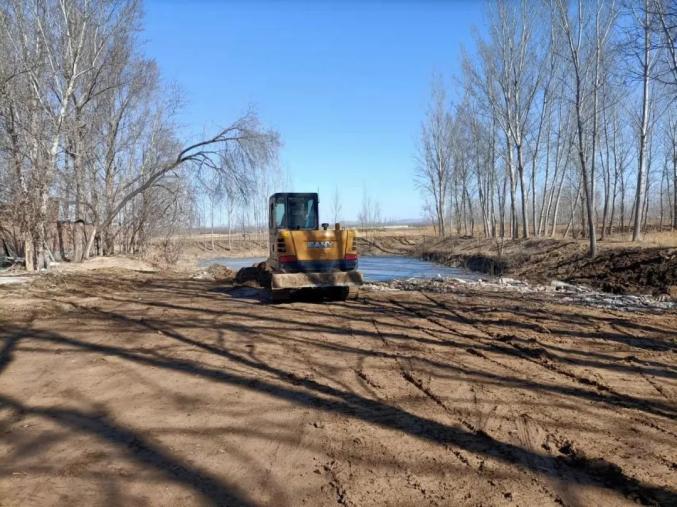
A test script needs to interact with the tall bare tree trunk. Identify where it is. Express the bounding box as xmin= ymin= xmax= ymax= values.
xmin=633 ymin=0 xmax=652 ymax=241
xmin=549 ymin=171 xmax=567 ymax=237
xmin=24 ymin=233 xmax=34 ymax=271
xmin=516 ymin=143 xmax=529 ymax=238
xmin=84 ymin=226 xmax=97 ymax=260
xmin=506 ymin=136 xmax=517 ymax=239
xmin=673 ymin=137 xmax=677 ymax=229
